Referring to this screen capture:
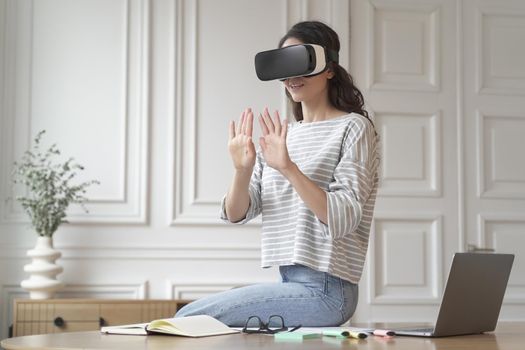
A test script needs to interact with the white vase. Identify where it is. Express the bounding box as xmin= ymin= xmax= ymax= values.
xmin=21 ymin=236 xmax=63 ymax=299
